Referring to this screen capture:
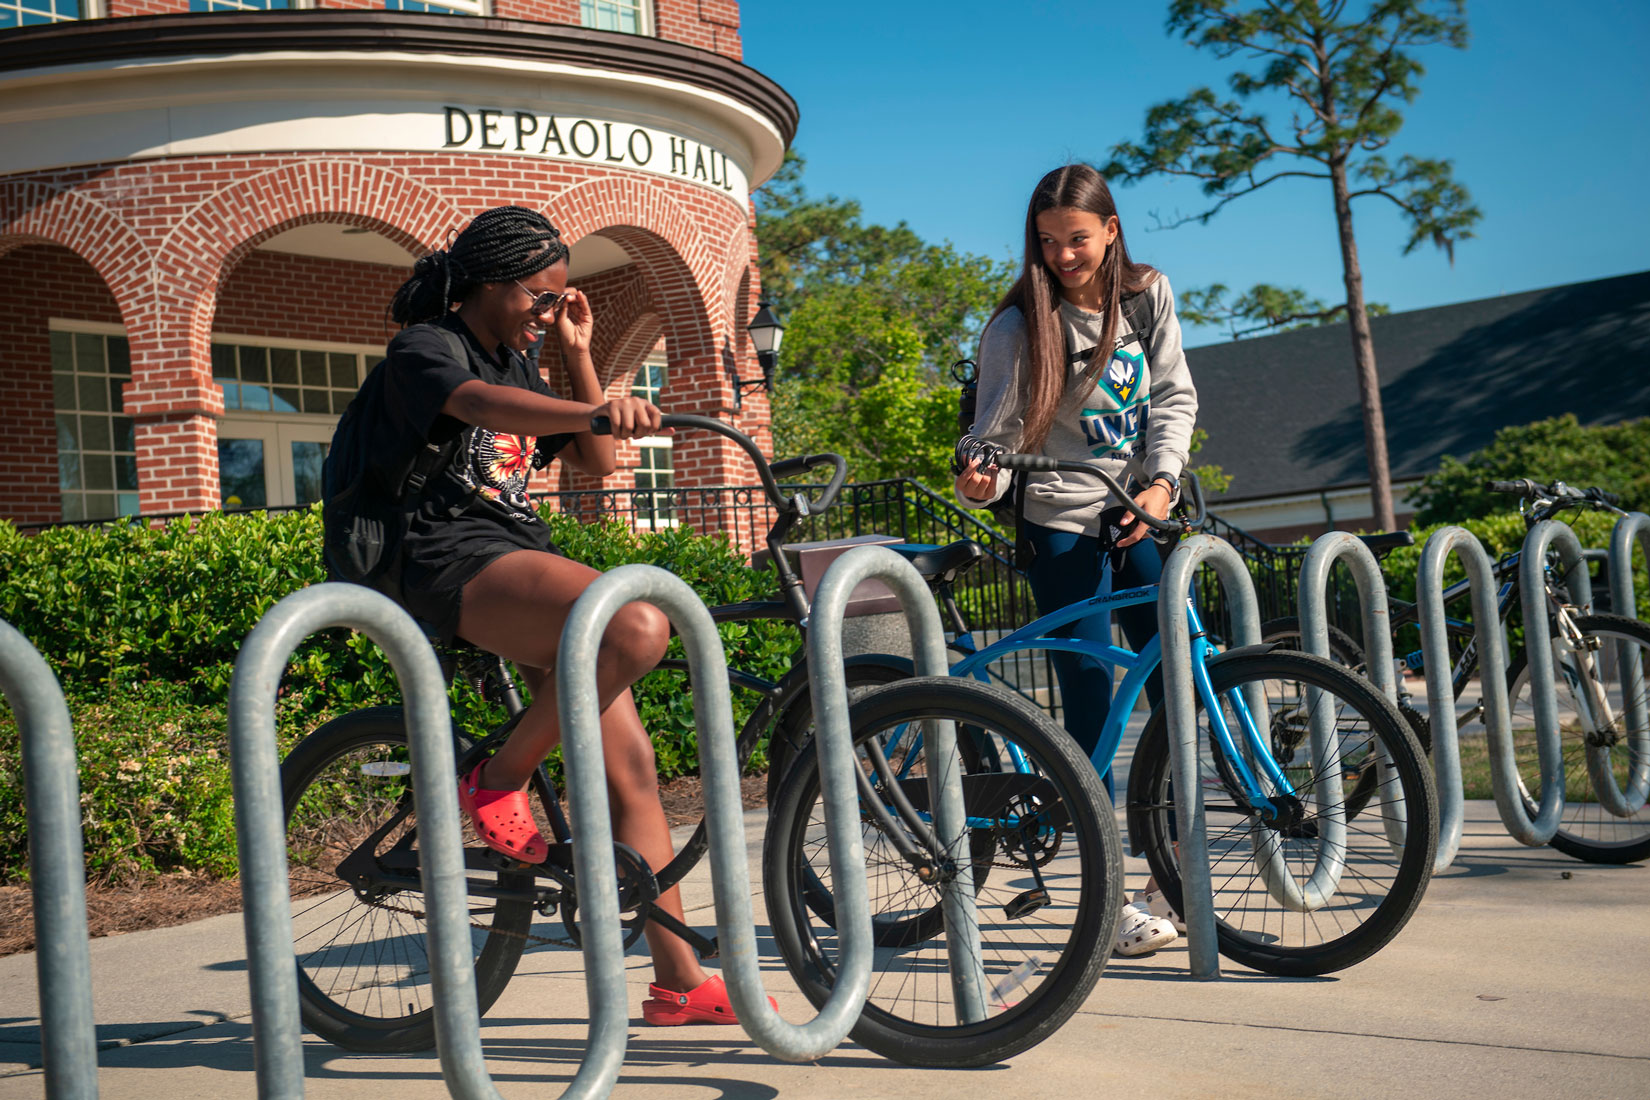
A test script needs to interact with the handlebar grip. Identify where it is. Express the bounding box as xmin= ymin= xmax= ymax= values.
xmin=590 ymin=414 xmax=612 ymax=436
xmin=1486 ymin=478 xmax=1543 ymax=497
xmin=1587 ymin=486 xmax=1622 ymax=506
xmin=998 ymin=453 xmax=1059 ymax=472
xmin=1177 ymin=470 xmax=1206 ymax=530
